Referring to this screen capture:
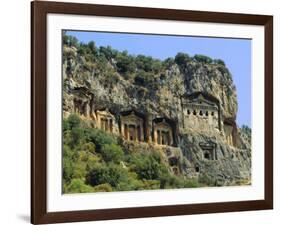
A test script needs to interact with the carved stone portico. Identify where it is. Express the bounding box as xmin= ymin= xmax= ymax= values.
xmin=223 ymin=118 xmax=238 ymax=147
xmin=95 ymin=109 xmax=115 ymax=133
xmin=120 ymin=111 xmax=145 ymax=142
xmin=73 ymin=98 xmax=90 ymax=117
xmin=182 ymin=92 xmax=221 ymax=132
xmin=153 ymin=118 xmax=174 ymax=146
xmin=199 ymin=141 xmax=217 ymax=160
